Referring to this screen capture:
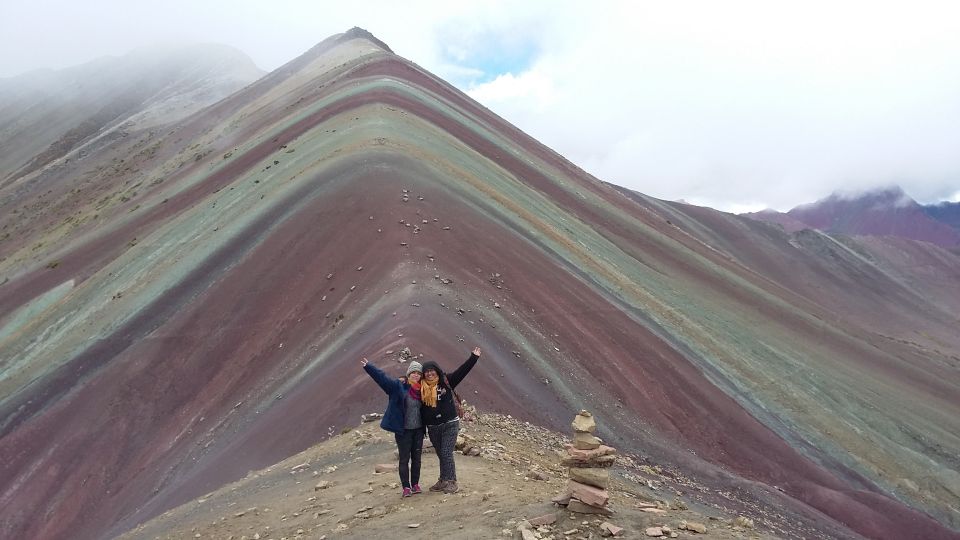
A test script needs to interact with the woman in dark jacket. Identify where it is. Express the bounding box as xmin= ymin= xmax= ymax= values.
xmin=361 ymin=358 xmax=425 ymax=497
xmin=420 ymin=346 xmax=481 ymax=494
